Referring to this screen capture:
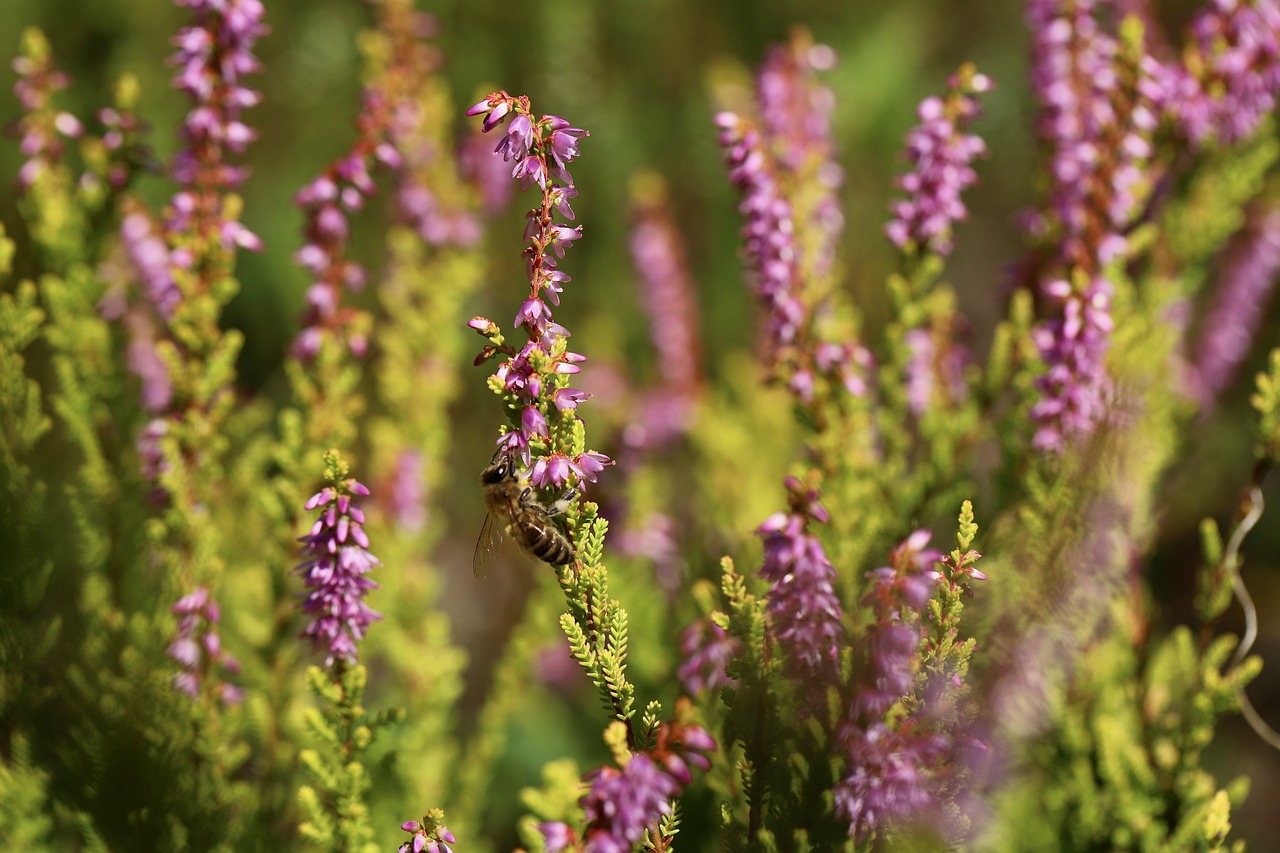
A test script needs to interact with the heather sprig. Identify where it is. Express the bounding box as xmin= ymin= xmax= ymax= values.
xmin=294 ymin=452 xmax=402 ymax=853
xmin=168 ymin=585 xmax=243 ymax=706
xmin=626 ymin=174 xmax=703 ymax=449
xmin=1169 ymin=0 xmax=1280 ymax=148
xmin=397 ymin=810 xmax=457 ymax=853
xmin=538 ymin=717 xmax=716 ymax=853
xmin=467 ymin=92 xmax=608 ymax=486
xmin=1024 ymin=6 xmax=1165 ymax=453
xmin=886 ymin=63 xmax=992 ymax=260
xmin=294 ymin=450 xmax=382 ymax=668
xmin=755 ymin=475 xmax=846 ymax=709
xmin=11 ymin=27 xmax=81 ymax=194
xmin=1186 ymin=200 xmax=1280 ymax=409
